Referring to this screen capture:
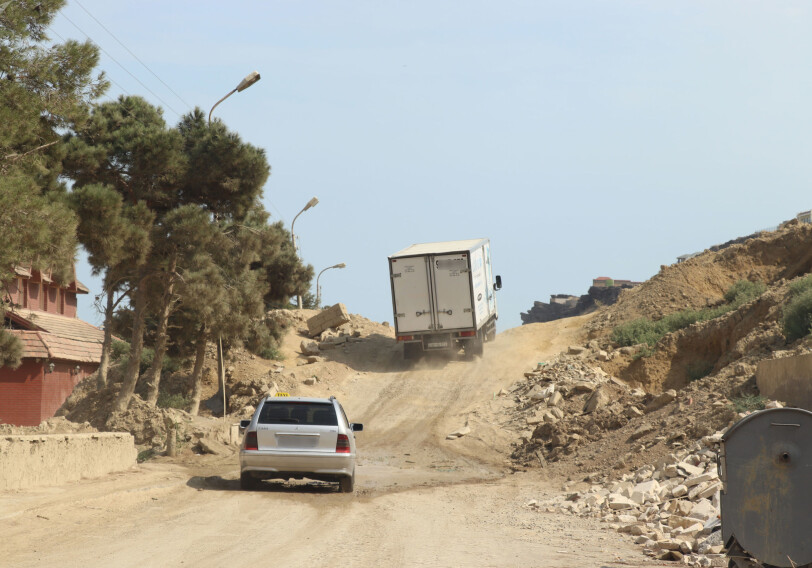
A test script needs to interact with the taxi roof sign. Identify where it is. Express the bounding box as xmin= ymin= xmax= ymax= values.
xmin=274 ymin=392 xmax=290 ymax=397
